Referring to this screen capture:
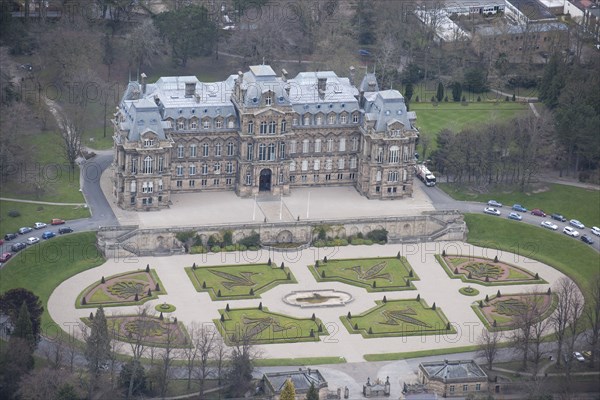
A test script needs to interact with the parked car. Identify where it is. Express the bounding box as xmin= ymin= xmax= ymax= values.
xmin=4 ymin=233 xmax=18 ymax=241
xmin=551 ymin=213 xmax=566 ymax=222
xmin=26 ymin=237 xmax=40 ymax=245
xmin=33 ymin=222 xmax=47 ymax=229
xmin=487 ymin=200 xmax=503 ymax=208
xmin=58 ymin=227 xmax=74 ymax=234
xmin=484 ymin=207 xmax=501 ymax=216
xmin=18 ymin=227 xmax=33 ymax=234
xmin=581 ymin=235 xmax=594 ymax=245
xmin=11 ymin=242 xmax=26 ymax=252
xmin=563 ymin=226 xmax=580 ymax=237
xmin=50 ymin=218 xmax=65 ymax=225
xmin=512 ymin=204 xmax=527 ymax=212
xmin=41 ymin=231 xmax=56 ymax=240
xmin=541 ymin=221 xmax=558 ymax=230
xmin=570 ymin=219 xmax=585 ymax=229
xmin=591 ymin=226 xmax=600 ymax=237
xmin=0 ymin=252 xmax=12 ymax=262
xmin=573 ymin=352 xmax=585 ymax=362
xmin=531 ymin=209 xmax=547 ymax=217
xmin=508 ymin=212 xmax=522 ymax=221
